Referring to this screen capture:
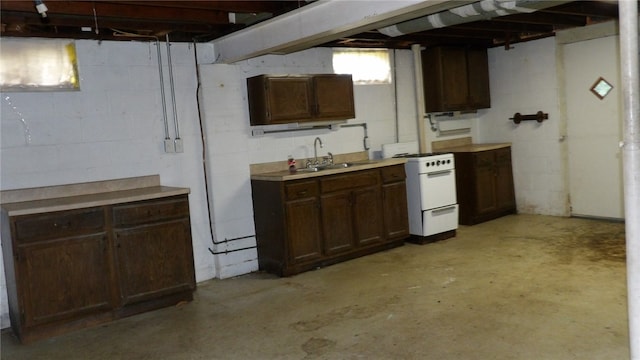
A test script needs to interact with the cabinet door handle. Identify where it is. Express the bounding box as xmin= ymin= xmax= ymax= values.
xmin=297 ymin=190 xmax=307 ymax=197
xmin=53 ymin=221 xmax=72 ymax=229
